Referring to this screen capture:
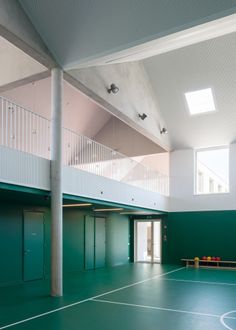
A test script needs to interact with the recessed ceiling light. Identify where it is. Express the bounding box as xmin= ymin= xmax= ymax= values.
xmin=93 ymin=208 xmax=123 ymax=212
xmin=185 ymin=88 xmax=216 ymax=115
